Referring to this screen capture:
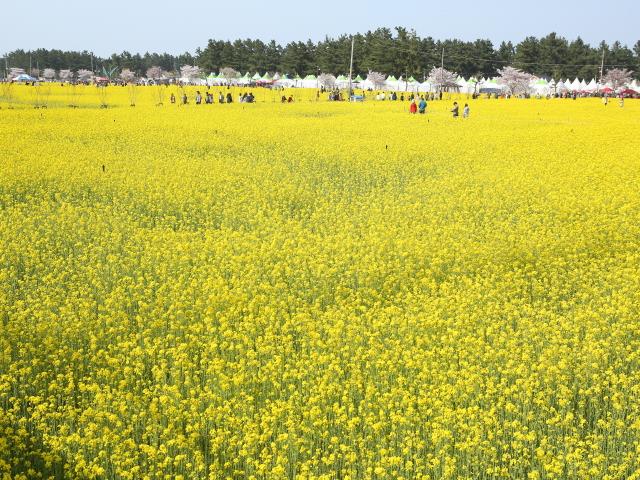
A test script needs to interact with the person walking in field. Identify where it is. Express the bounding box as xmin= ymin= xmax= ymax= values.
xmin=409 ymin=99 xmax=417 ymax=114
xmin=619 ymin=96 xmax=624 ymax=107
xmin=463 ymin=103 xmax=470 ymax=118
xmin=602 ymin=95 xmax=608 ymax=106
xmin=418 ymin=96 xmax=427 ymax=114
xmin=451 ymin=101 xmax=459 ymax=118
xmin=182 ymin=93 xmax=188 ymax=105
xmin=170 ymin=93 xmax=176 ymax=104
